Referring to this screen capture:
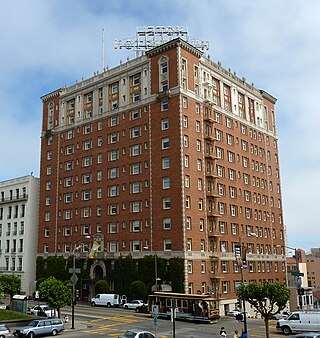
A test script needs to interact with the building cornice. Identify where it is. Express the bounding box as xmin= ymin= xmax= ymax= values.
xmin=260 ymin=89 xmax=277 ymax=104
xmin=41 ymin=89 xmax=63 ymax=102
